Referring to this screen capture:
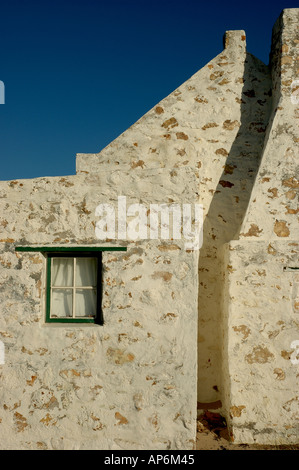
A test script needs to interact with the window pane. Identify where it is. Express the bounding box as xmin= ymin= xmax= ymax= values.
xmin=51 ymin=288 xmax=73 ymax=317
xmin=76 ymin=258 xmax=97 ymax=287
xmin=75 ymin=289 xmax=96 ymax=317
xmin=52 ymin=258 xmax=73 ymax=287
